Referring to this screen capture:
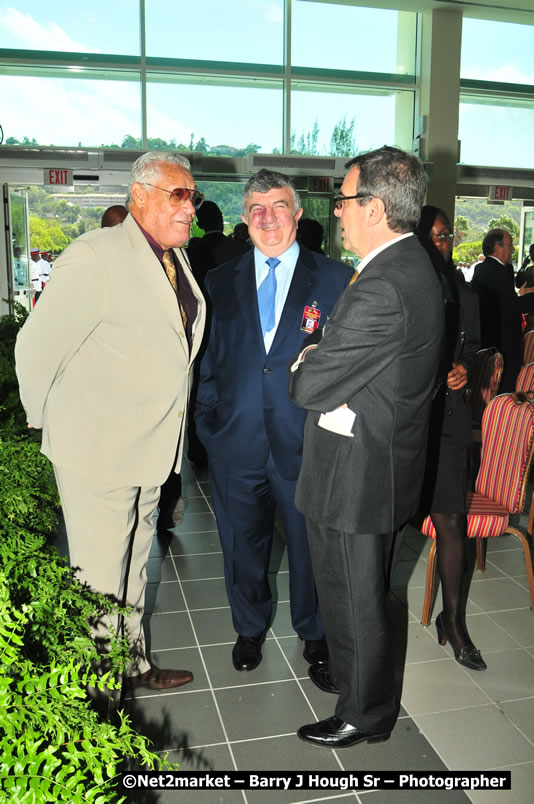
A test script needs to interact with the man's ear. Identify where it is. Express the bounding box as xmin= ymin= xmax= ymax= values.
xmin=131 ymin=182 xmax=146 ymax=207
xmin=366 ymin=196 xmax=386 ymax=228
xmin=241 ymin=213 xmax=248 ymax=225
xmin=295 ymin=207 xmax=304 ymax=224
